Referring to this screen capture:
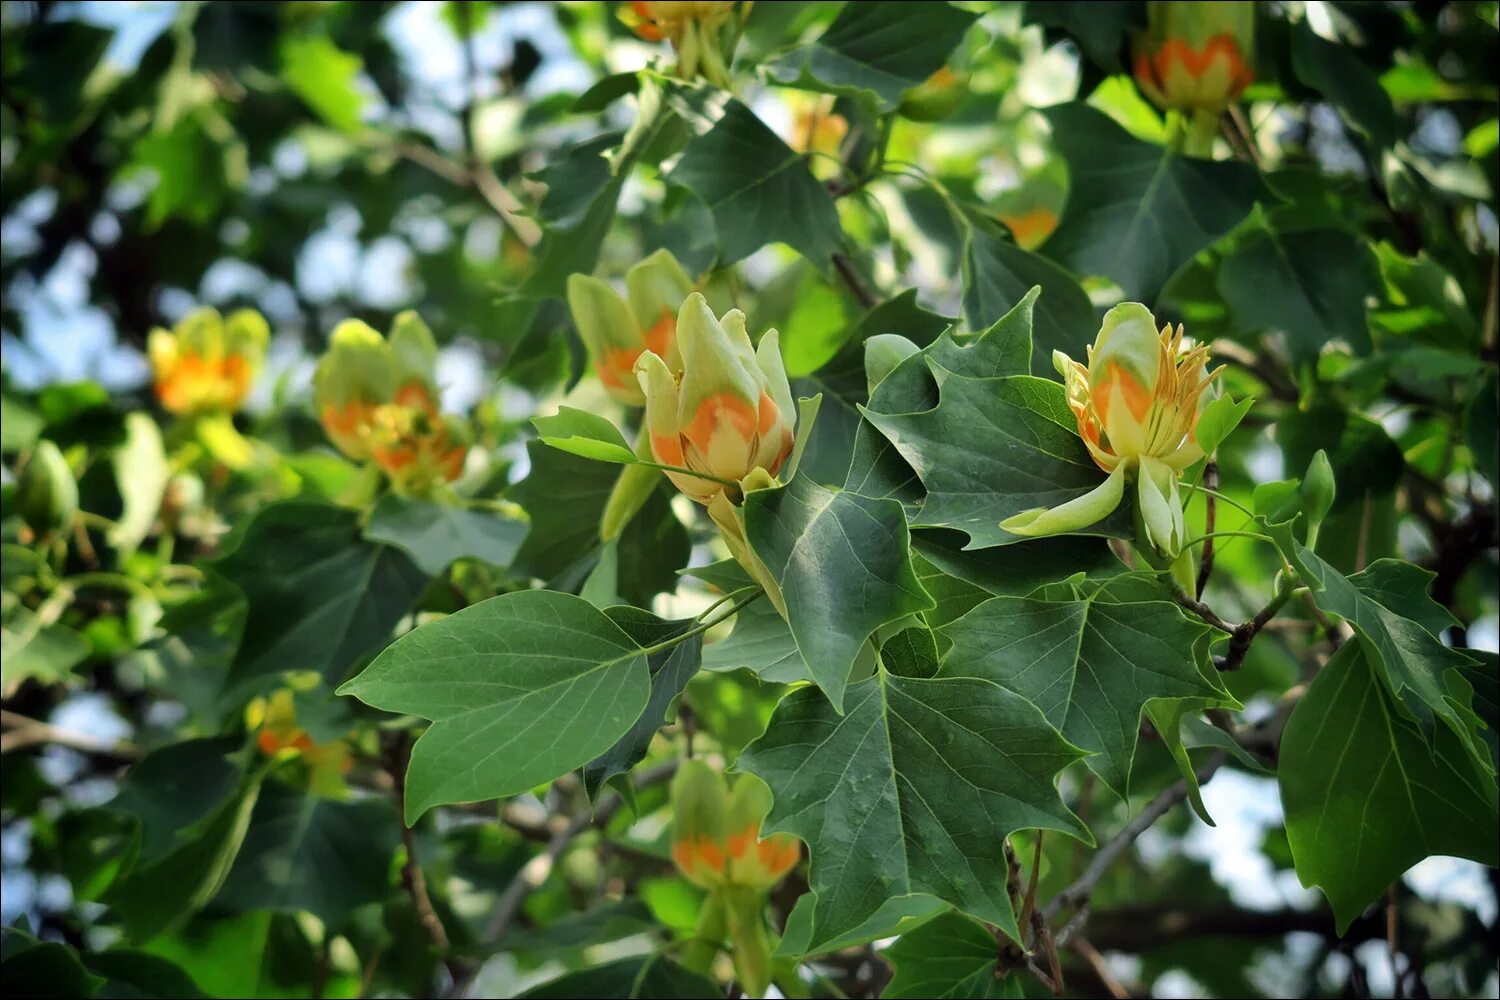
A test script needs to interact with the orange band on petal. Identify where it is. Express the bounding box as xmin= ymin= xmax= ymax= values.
xmin=756 ymin=392 xmax=779 ymax=435
xmin=652 ymin=432 xmax=686 ymax=467
xmin=728 ymin=825 xmax=755 ymax=860
xmin=596 ymin=347 xmax=642 ymax=390
xmin=644 ymin=311 xmax=675 ymax=357
xmin=684 ymin=392 xmax=757 ymax=455
xmin=696 ymin=838 xmax=725 ymax=874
